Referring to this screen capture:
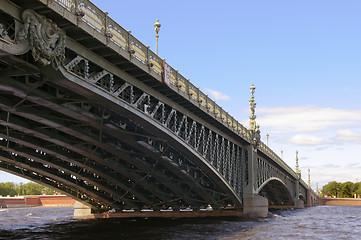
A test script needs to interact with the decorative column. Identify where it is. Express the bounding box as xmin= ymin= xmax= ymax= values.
xmin=308 ymin=169 xmax=311 ymax=188
xmin=294 ymin=150 xmax=304 ymax=209
xmin=306 ymin=168 xmax=313 ymax=207
xmin=243 ymin=85 xmax=268 ymax=217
